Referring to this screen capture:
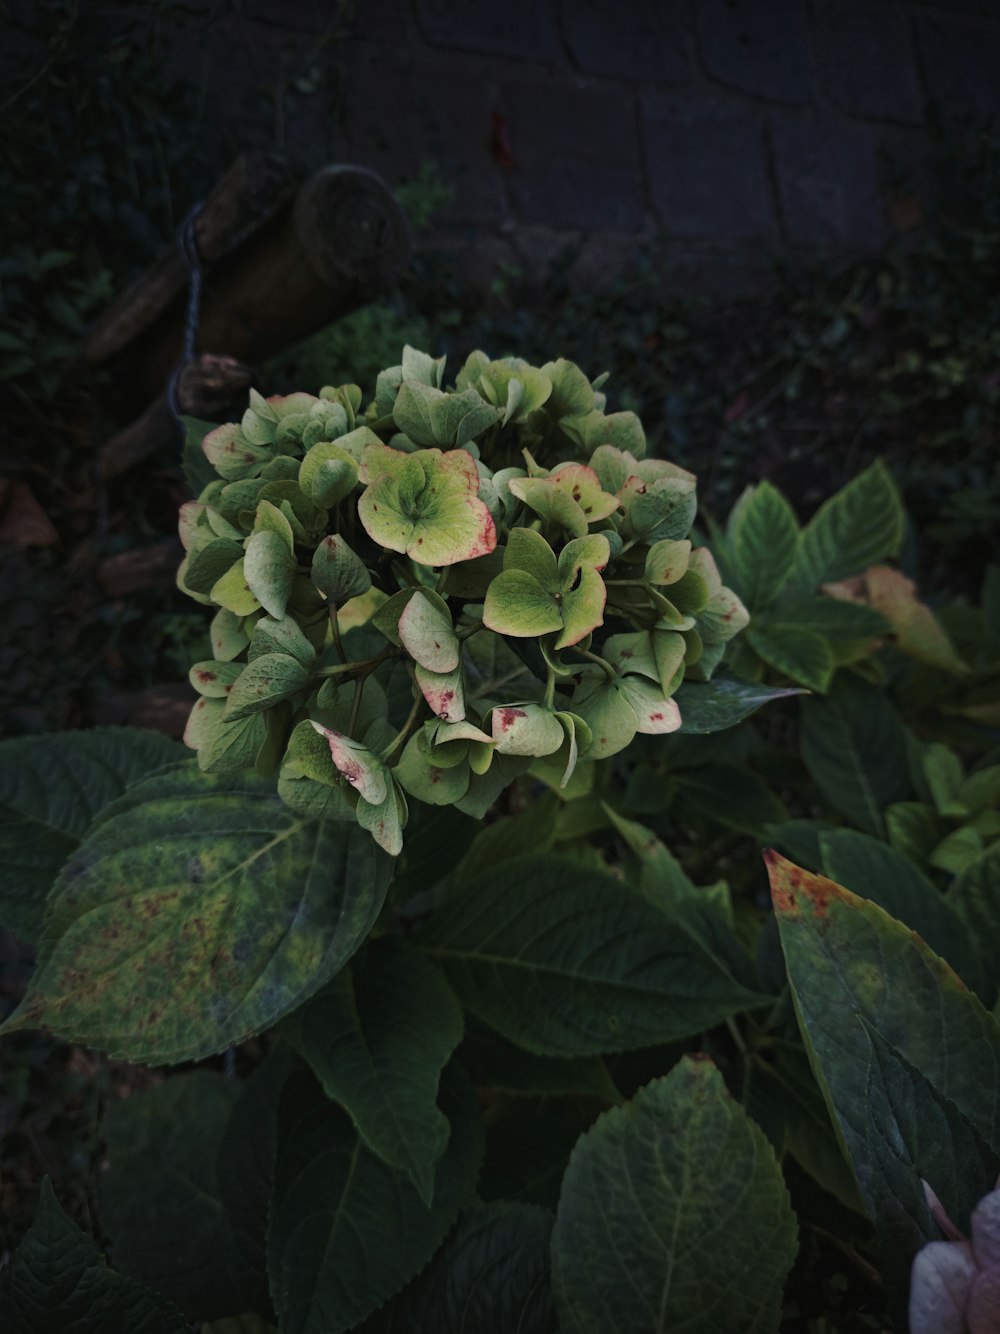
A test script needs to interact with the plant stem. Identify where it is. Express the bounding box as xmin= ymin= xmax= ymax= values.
xmin=347 ymin=676 xmax=366 ymax=738
xmin=544 ymin=663 xmax=556 ymax=709
xmin=316 ymin=649 xmax=395 ymax=679
xmin=330 ymin=607 xmax=347 ymax=664
xmin=380 ymin=686 xmax=425 ymax=763
xmin=457 ymin=618 xmax=485 ymax=642
xmin=568 ymin=646 xmax=616 ymax=681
